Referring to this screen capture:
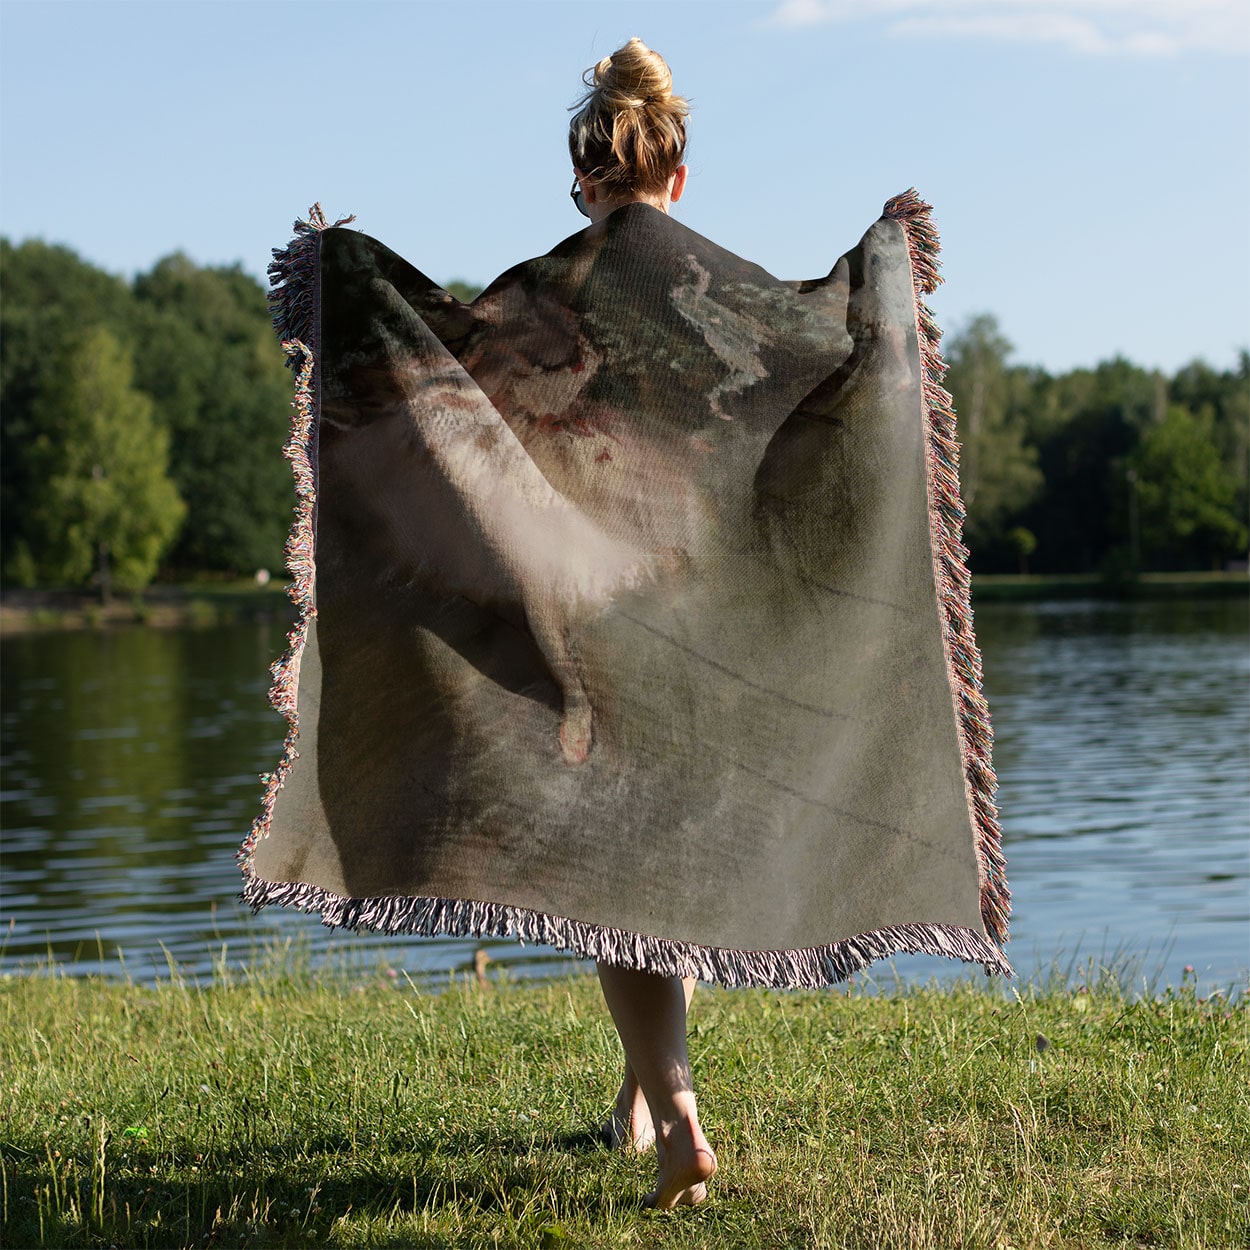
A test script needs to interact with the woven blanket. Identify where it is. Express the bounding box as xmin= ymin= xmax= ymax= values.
xmin=238 ymin=191 xmax=1012 ymax=988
